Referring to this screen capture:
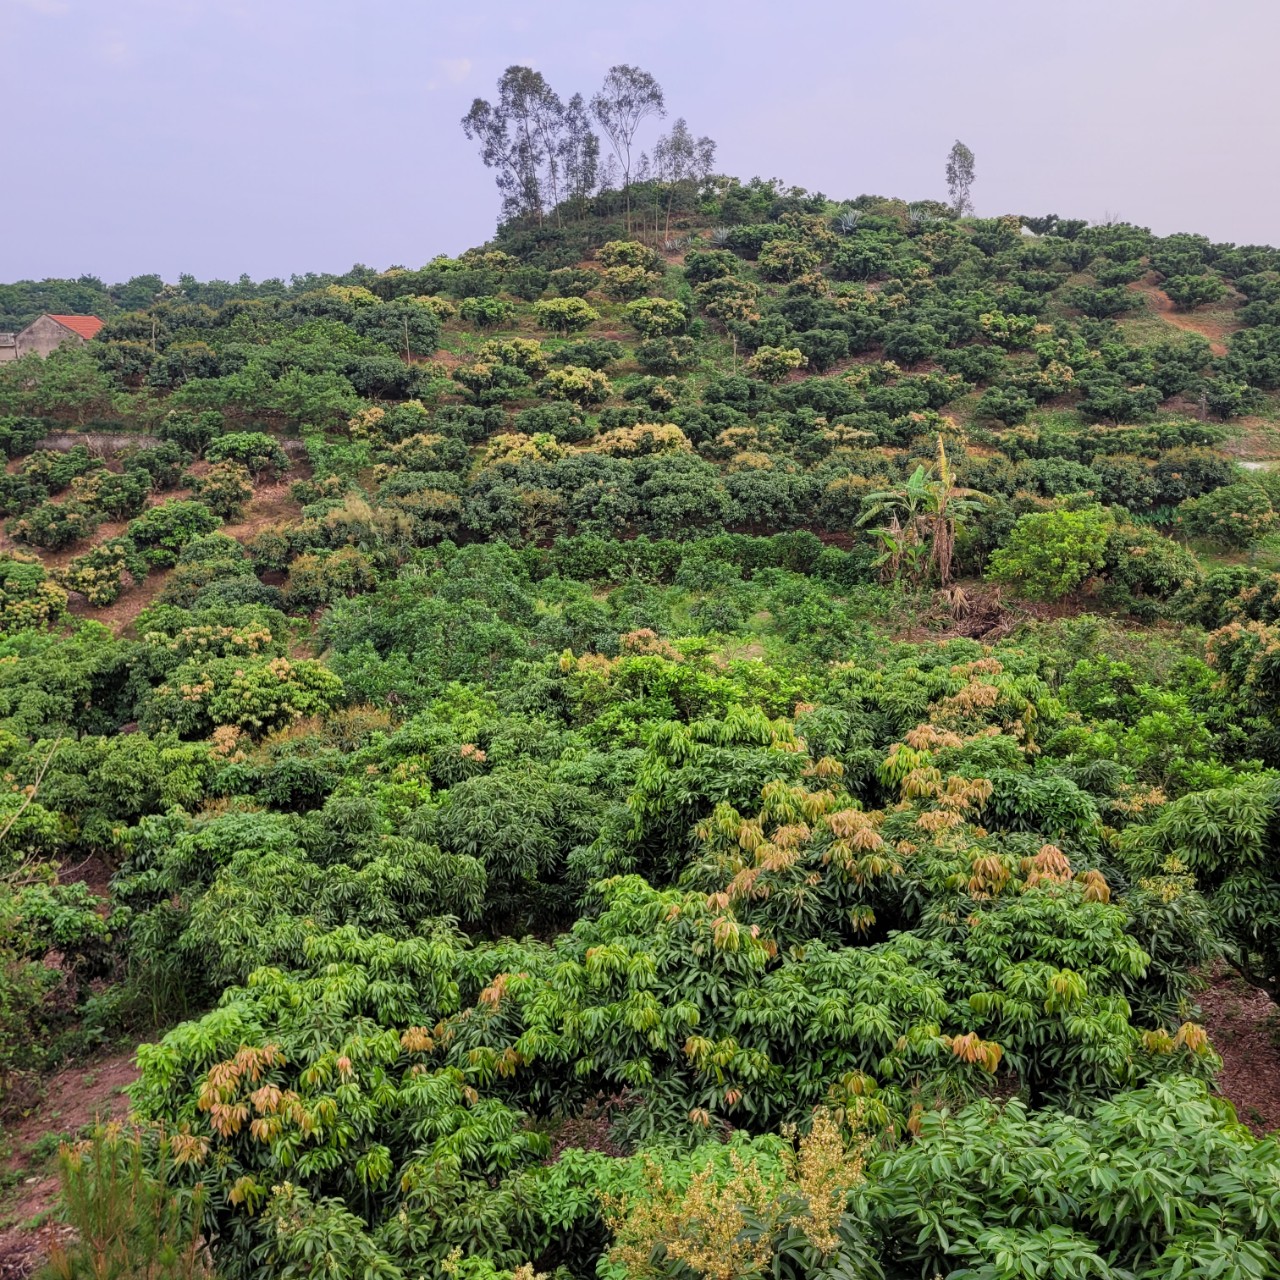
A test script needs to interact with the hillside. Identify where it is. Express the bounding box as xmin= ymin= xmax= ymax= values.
xmin=2 ymin=178 xmax=1280 ymax=1279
